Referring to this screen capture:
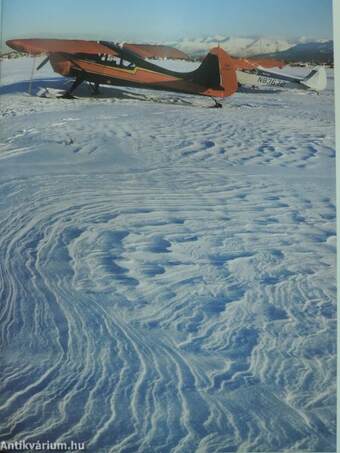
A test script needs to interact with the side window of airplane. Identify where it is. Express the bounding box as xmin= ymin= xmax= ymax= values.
xmin=97 ymin=54 xmax=135 ymax=69
xmin=119 ymin=59 xmax=135 ymax=69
